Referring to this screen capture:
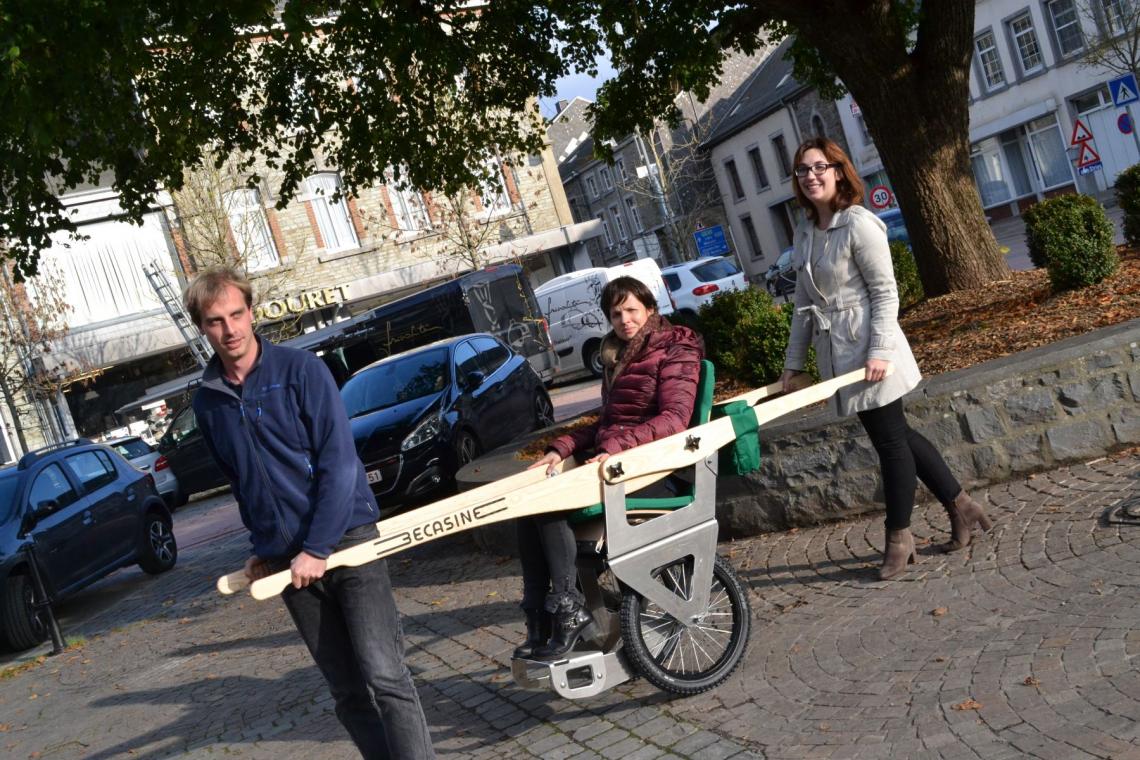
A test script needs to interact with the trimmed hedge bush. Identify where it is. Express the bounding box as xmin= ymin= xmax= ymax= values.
xmin=890 ymin=240 xmax=924 ymax=310
xmin=1022 ymin=194 xmax=1117 ymax=290
xmin=698 ymin=288 xmax=816 ymax=387
xmin=1116 ymin=163 xmax=1140 ymax=247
